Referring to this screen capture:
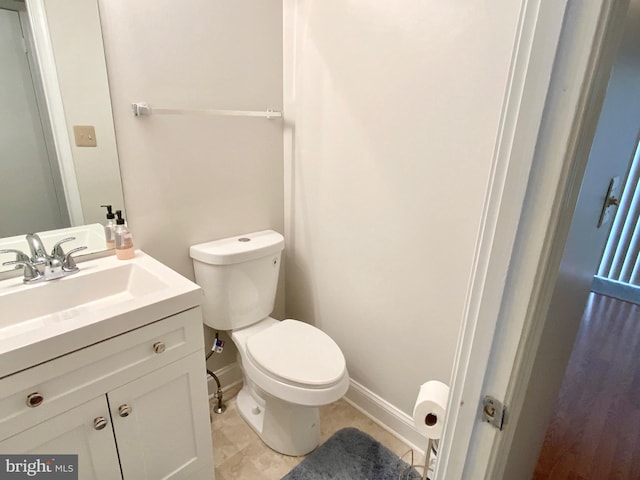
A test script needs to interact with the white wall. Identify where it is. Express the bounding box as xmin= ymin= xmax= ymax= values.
xmin=44 ymin=0 xmax=124 ymax=225
xmin=284 ymin=1 xmax=522 ymax=414
xmin=98 ymin=0 xmax=284 ymax=371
